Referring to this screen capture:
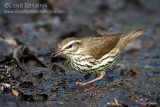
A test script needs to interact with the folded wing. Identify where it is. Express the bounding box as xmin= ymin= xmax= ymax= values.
xmin=81 ymin=34 xmax=121 ymax=59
